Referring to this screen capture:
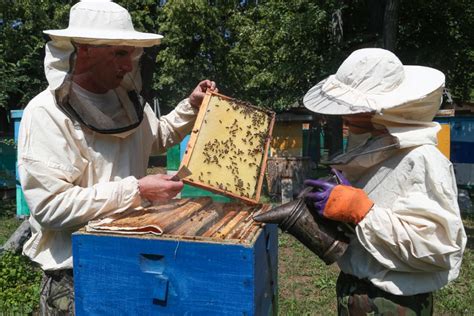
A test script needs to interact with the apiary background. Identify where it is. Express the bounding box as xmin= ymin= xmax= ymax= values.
xmin=73 ymin=198 xmax=278 ymax=315
xmin=181 ymin=92 xmax=275 ymax=203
